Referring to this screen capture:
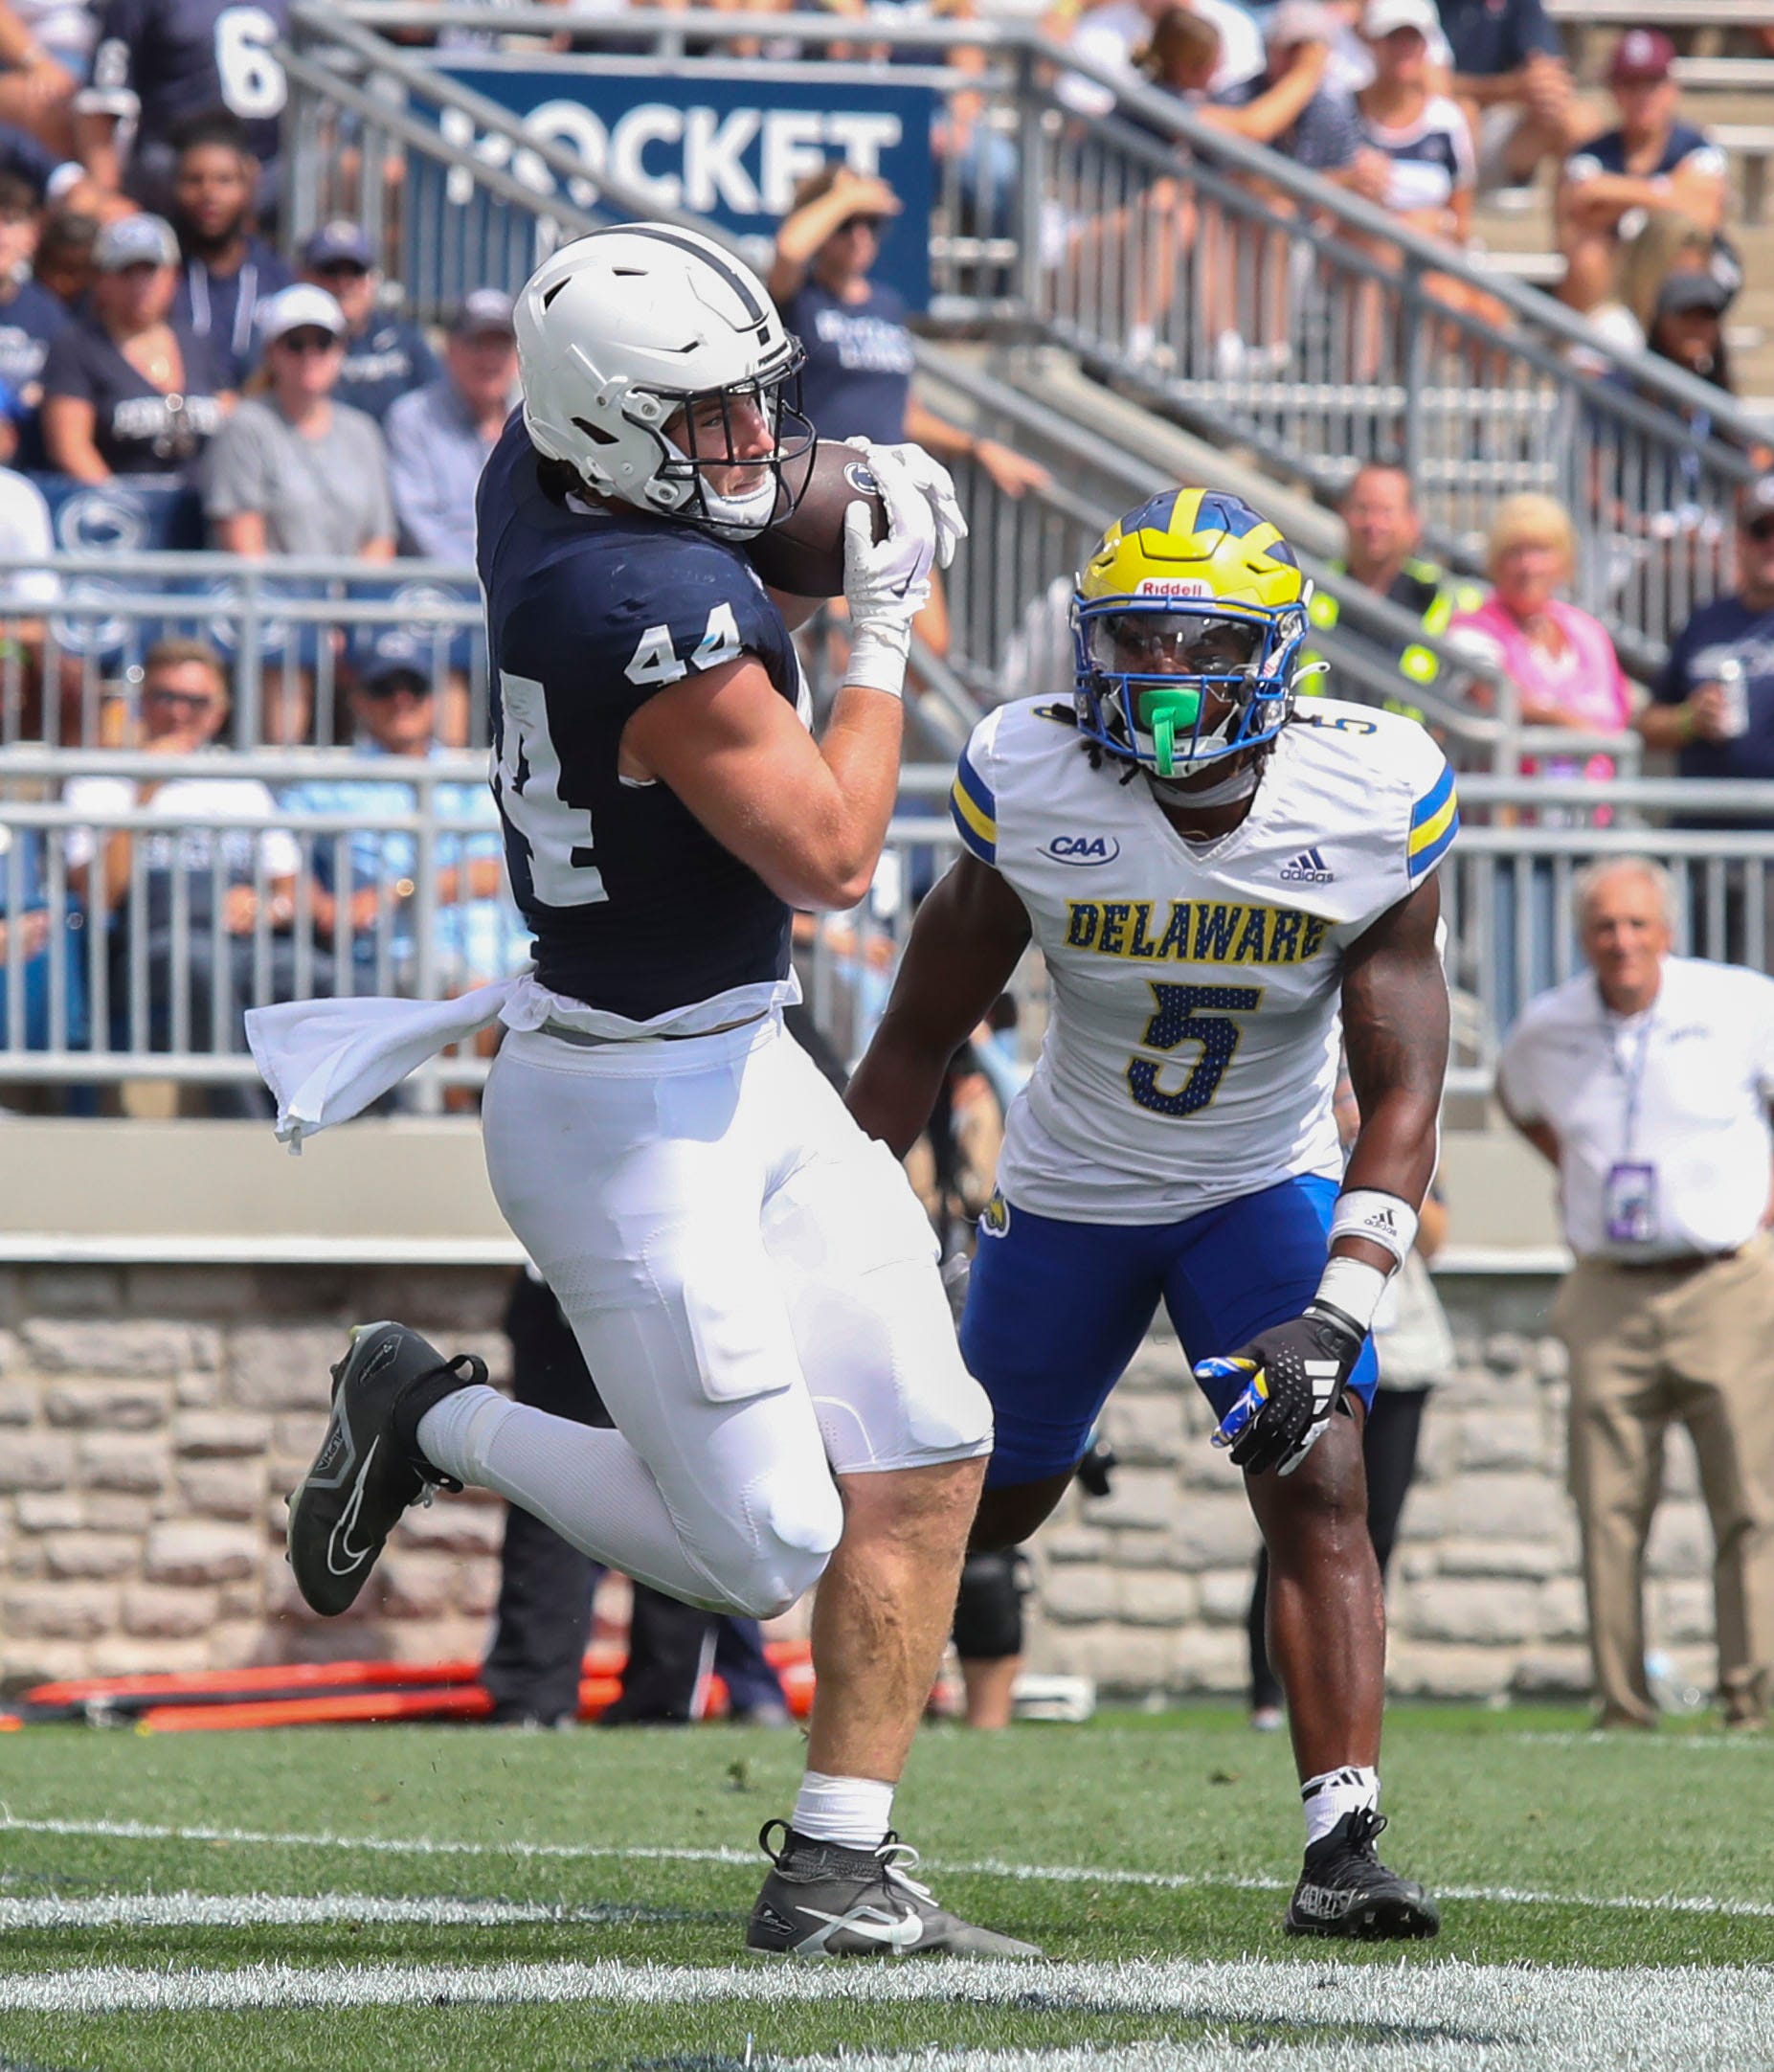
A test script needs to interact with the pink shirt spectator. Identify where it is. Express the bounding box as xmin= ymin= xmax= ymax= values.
xmin=1449 ymin=594 xmax=1632 ymax=790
